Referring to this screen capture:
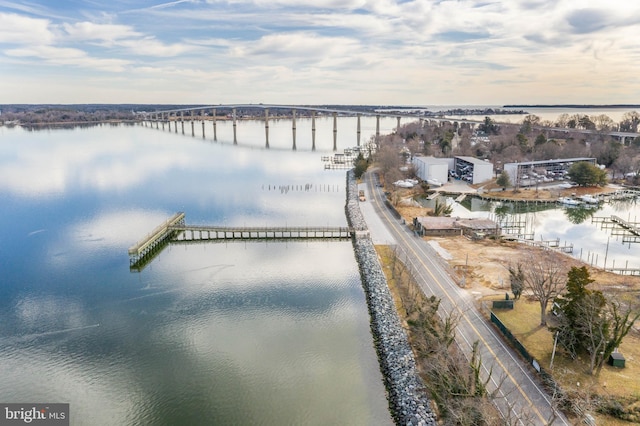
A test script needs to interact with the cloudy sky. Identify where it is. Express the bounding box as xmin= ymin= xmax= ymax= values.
xmin=1 ymin=0 xmax=639 ymax=105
